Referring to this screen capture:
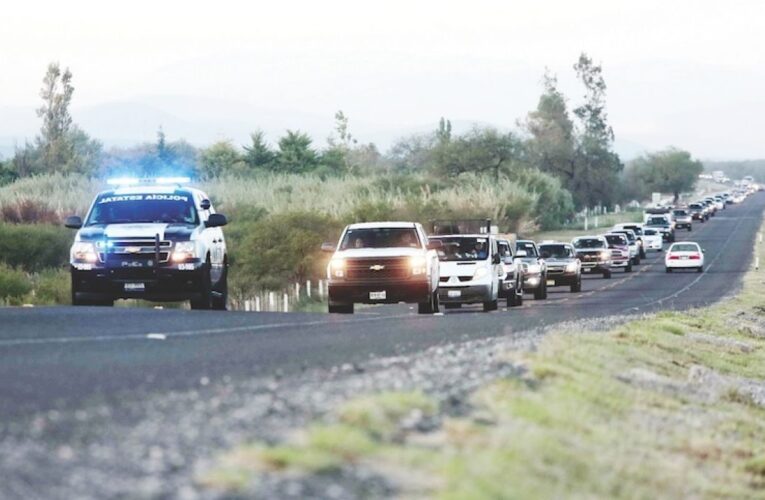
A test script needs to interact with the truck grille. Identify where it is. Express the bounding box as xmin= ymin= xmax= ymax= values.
xmin=99 ymin=238 xmax=173 ymax=264
xmin=344 ymin=257 xmax=412 ymax=281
